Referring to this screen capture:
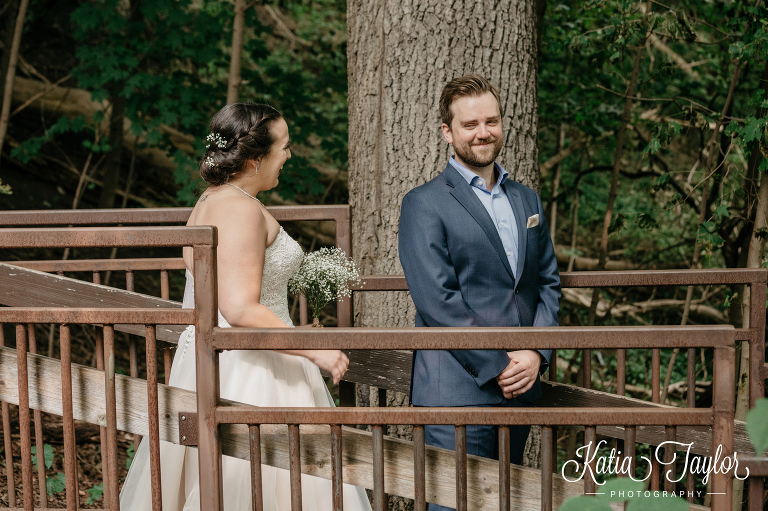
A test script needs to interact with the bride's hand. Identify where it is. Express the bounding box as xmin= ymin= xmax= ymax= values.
xmin=309 ymin=350 xmax=349 ymax=384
